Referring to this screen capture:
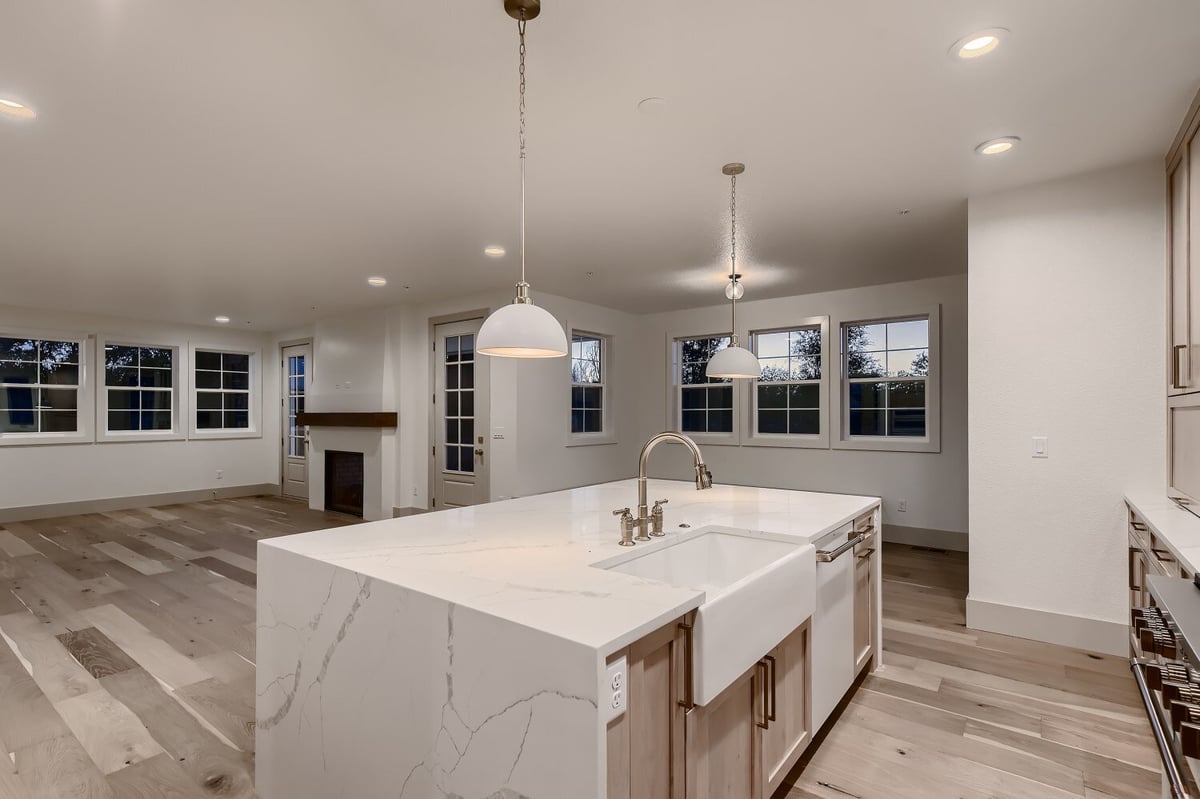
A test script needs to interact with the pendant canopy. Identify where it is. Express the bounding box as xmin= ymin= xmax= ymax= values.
xmin=706 ymin=162 xmax=759 ymax=380
xmin=477 ymin=0 xmax=567 ymax=359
